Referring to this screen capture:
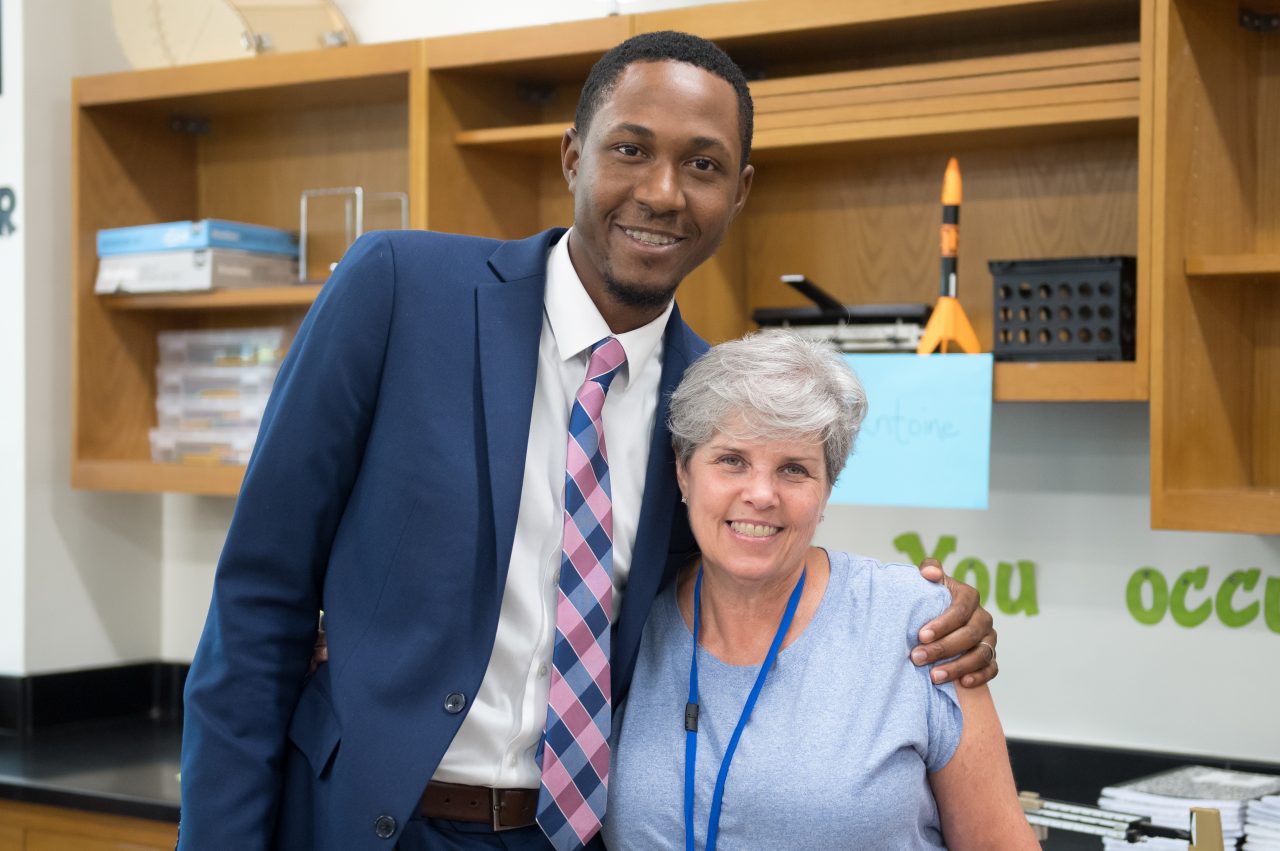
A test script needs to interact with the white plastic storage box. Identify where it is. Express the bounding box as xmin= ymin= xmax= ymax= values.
xmin=156 ymin=364 xmax=278 ymax=399
xmin=149 ymin=429 xmax=258 ymax=466
xmin=155 ymin=396 xmax=270 ymax=431
xmin=157 ymin=327 xmax=286 ymax=366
